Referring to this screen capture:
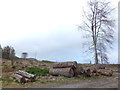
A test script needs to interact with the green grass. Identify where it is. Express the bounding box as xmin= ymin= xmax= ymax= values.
xmin=3 ymin=76 xmax=13 ymax=83
xmin=26 ymin=67 xmax=49 ymax=76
